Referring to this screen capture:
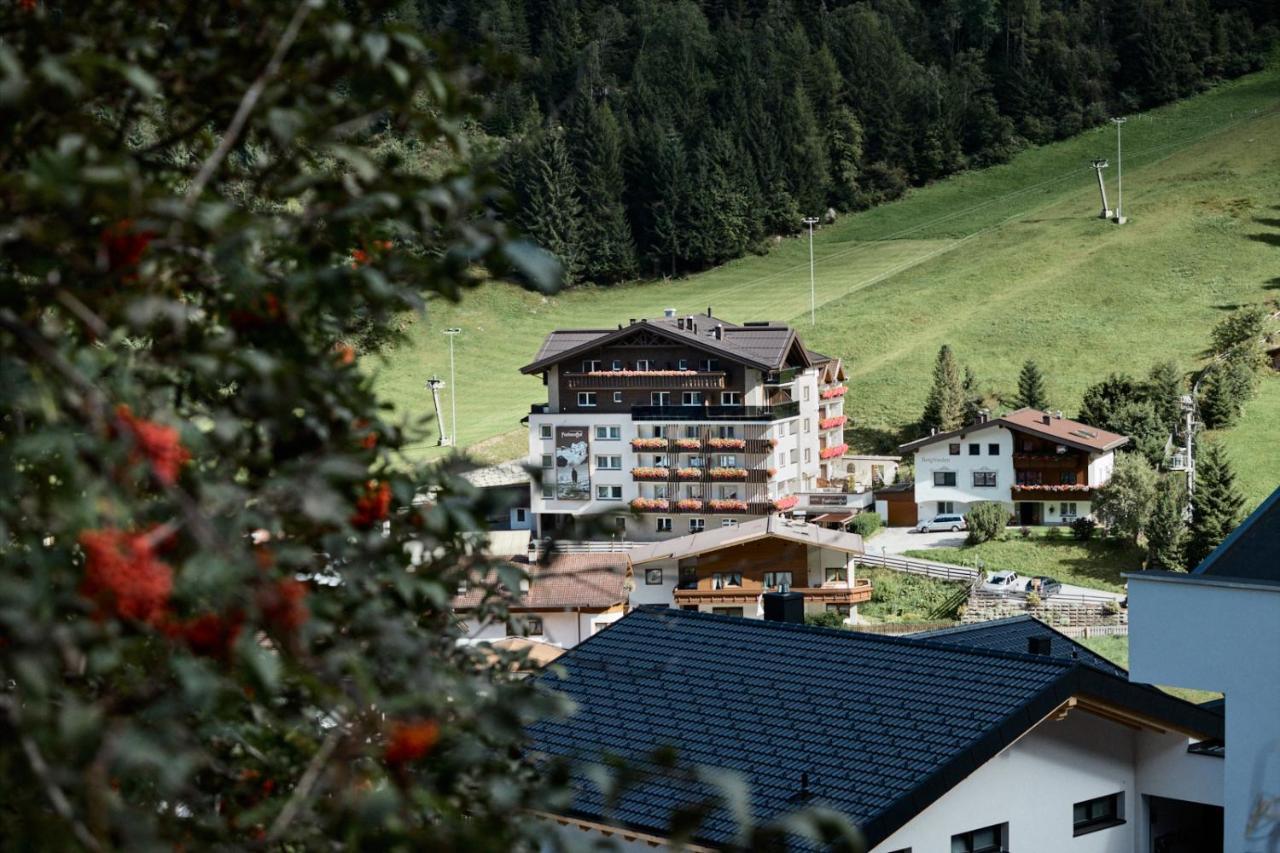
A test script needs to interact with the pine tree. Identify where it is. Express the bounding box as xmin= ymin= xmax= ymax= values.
xmin=1145 ymin=360 xmax=1184 ymax=436
xmin=568 ymin=88 xmax=637 ymax=284
xmin=517 ymin=128 xmax=583 ymax=284
xmin=1146 ymin=478 xmax=1188 ymax=571
xmin=1015 ymin=359 xmax=1048 ymax=410
xmin=1186 ymin=441 xmax=1246 ymax=568
xmin=922 ymin=345 xmax=966 ymax=432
